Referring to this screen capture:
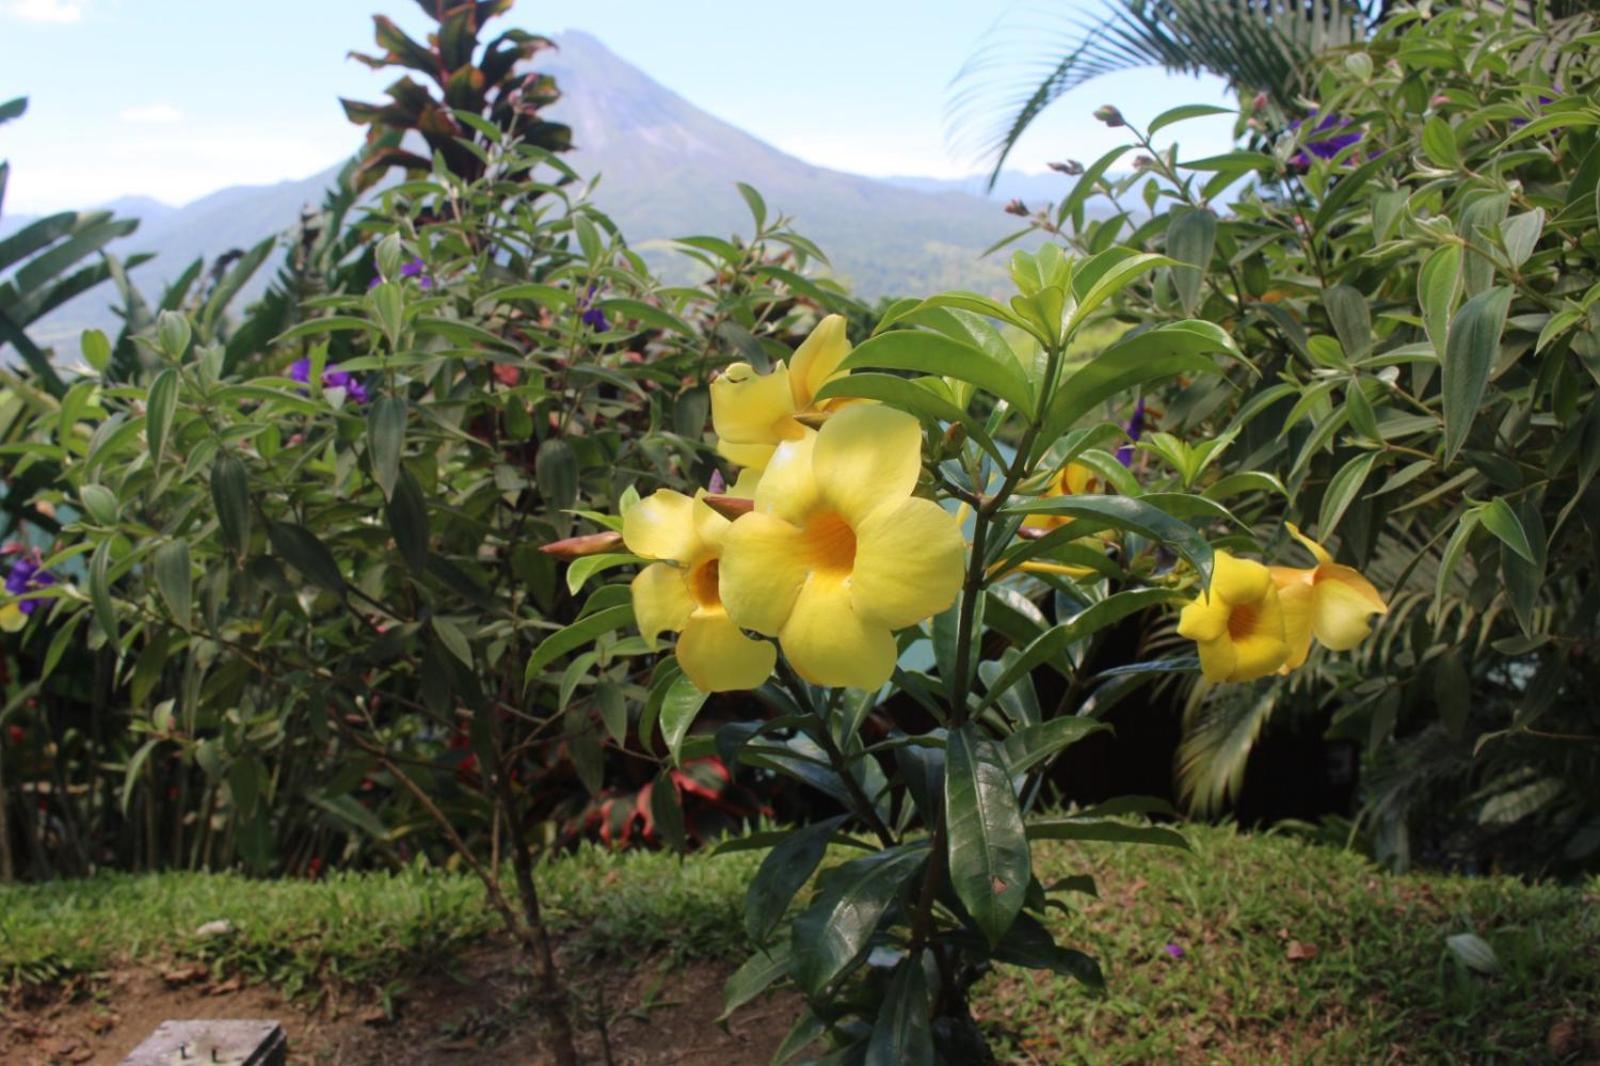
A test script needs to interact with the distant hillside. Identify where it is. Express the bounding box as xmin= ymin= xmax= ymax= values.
xmin=11 ymin=30 xmax=1041 ymax=352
